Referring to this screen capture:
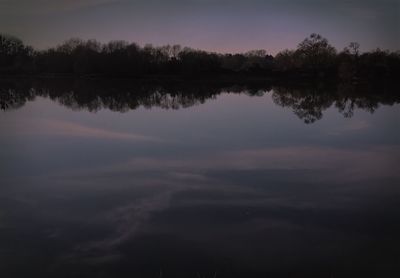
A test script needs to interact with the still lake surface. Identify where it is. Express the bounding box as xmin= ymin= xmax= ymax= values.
xmin=1 ymin=79 xmax=399 ymax=277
